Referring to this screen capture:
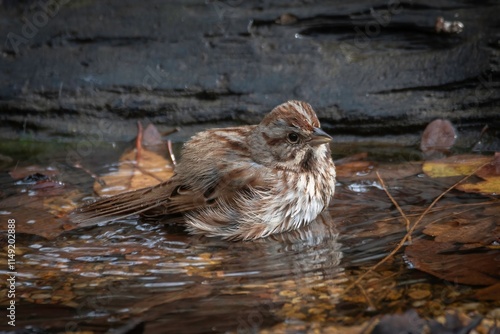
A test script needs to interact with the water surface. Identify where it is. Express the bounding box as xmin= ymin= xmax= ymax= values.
xmin=0 ymin=140 xmax=498 ymax=333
